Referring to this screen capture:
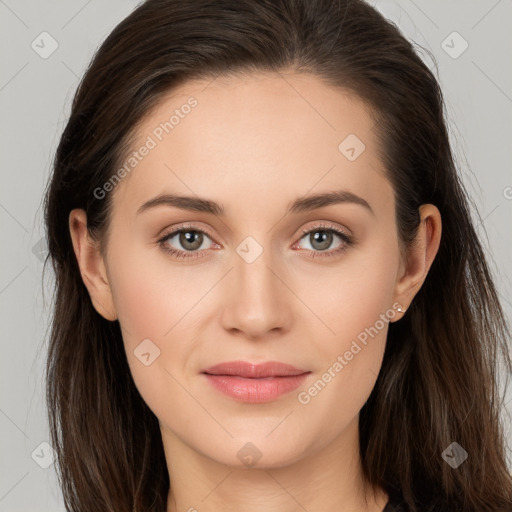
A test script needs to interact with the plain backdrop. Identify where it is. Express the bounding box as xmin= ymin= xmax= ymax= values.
xmin=1 ymin=1 xmax=511 ymax=510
